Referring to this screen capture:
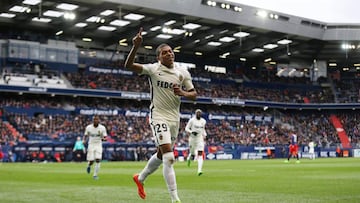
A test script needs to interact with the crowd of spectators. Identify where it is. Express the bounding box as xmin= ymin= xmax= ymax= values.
xmin=63 ymin=66 xmax=335 ymax=103
xmin=0 ymin=119 xmax=15 ymax=145
xmin=3 ymin=59 xmax=357 ymax=103
xmin=66 ymin=72 xmax=149 ymax=92
xmin=194 ymin=81 xmax=333 ymax=103
xmin=1 ymin=95 xmax=359 ymax=150
xmin=333 ymin=77 xmax=360 ymax=103
xmin=337 ymin=112 xmax=360 ymax=144
xmin=1 ymin=59 xmax=360 ymax=162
